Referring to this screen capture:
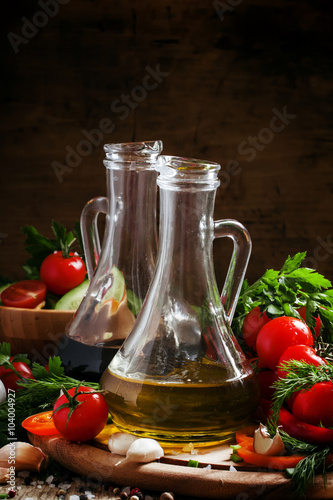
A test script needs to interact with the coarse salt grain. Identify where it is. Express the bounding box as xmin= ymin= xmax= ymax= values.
xmin=229 ymin=465 xmax=238 ymax=472
xmin=45 ymin=475 xmax=54 ymax=484
xmin=203 ymin=464 xmax=212 ymax=469
xmin=57 ymin=482 xmax=71 ymax=490
xmin=69 ymin=496 xmax=80 ymax=500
